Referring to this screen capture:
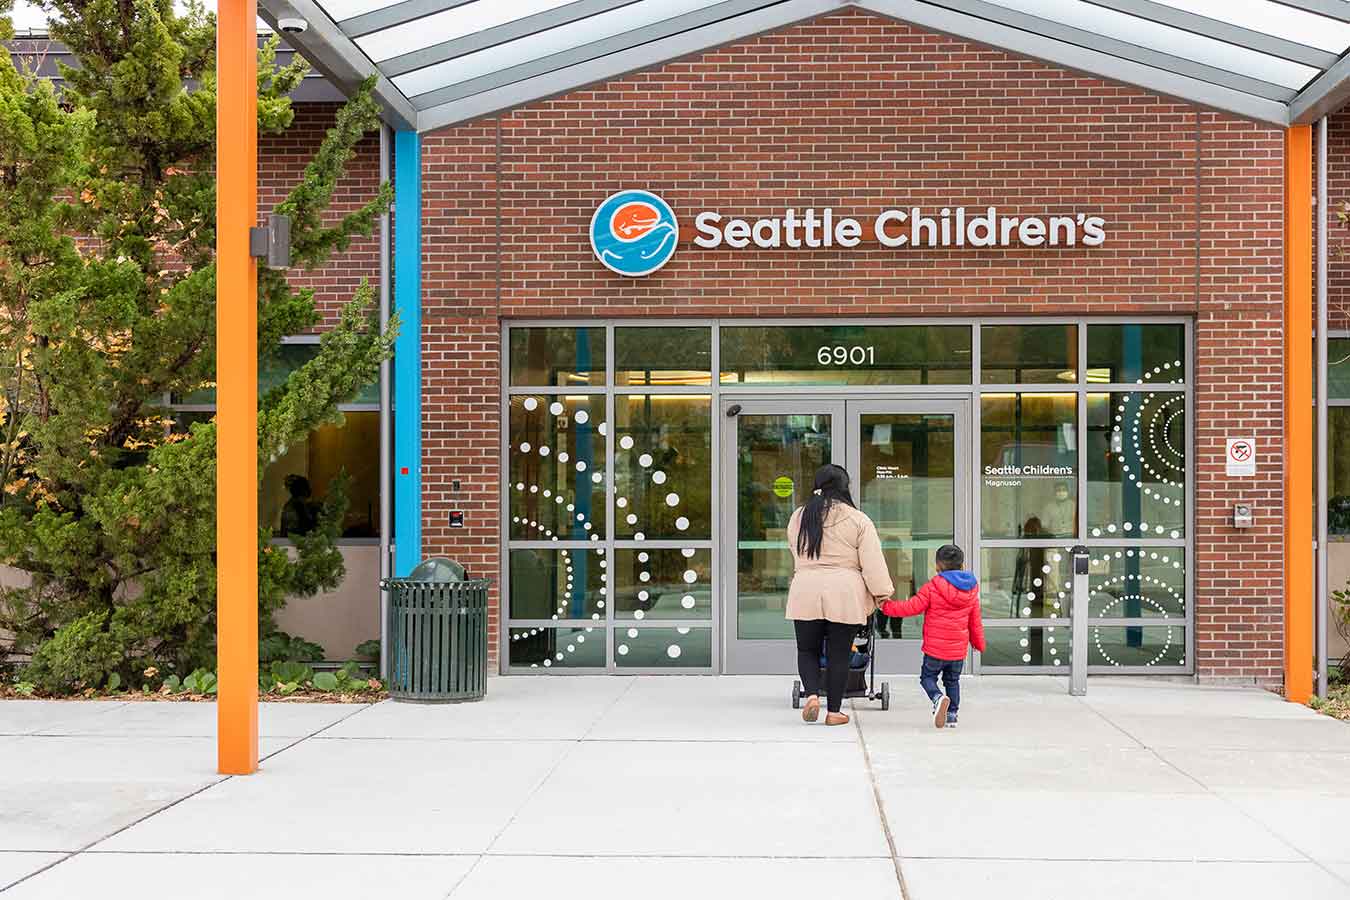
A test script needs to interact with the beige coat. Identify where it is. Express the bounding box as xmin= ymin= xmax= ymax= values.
xmin=785 ymin=504 xmax=894 ymax=625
